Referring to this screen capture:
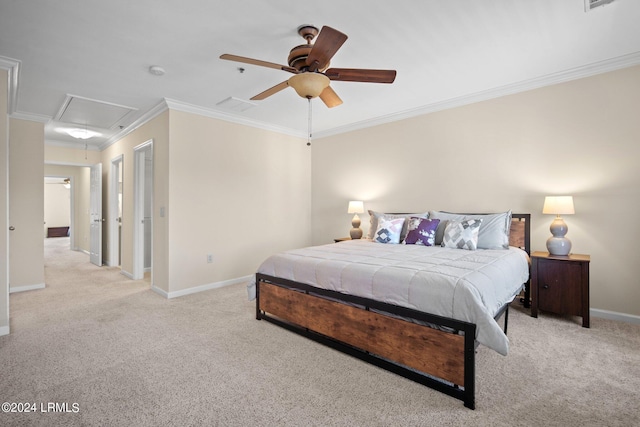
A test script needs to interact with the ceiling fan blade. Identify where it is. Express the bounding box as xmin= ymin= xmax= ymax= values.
xmin=305 ymin=26 xmax=348 ymax=72
xmin=325 ymin=68 xmax=397 ymax=83
xmin=319 ymin=86 xmax=343 ymax=108
xmin=220 ymin=54 xmax=297 ymax=74
xmin=250 ymin=81 xmax=290 ymax=100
